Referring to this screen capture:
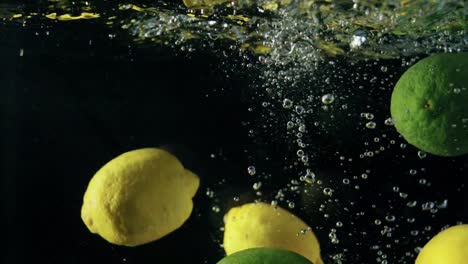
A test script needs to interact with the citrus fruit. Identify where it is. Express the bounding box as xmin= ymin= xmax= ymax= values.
xmin=182 ymin=0 xmax=229 ymax=9
xmin=223 ymin=202 xmax=323 ymax=264
xmin=81 ymin=148 xmax=200 ymax=246
xmin=390 ymin=52 xmax=468 ymax=156
xmin=416 ymin=224 xmax=468 ymax=264
xmin=217 ymin=247 xmax=314 ymax=264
